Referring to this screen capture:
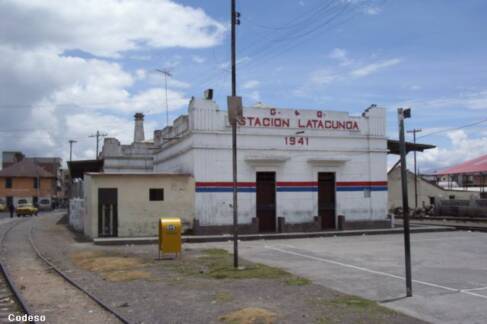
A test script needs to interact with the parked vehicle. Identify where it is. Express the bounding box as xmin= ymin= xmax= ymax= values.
xmin=38 ymin=198 xmax=52 ymax=211
xmin=16 ymin=203 xmax=38 ymax=216
xmin=0 ymin=202 xmax=6 ymax=212
xmin=17 ymin=199 xmax=28 ymax=205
